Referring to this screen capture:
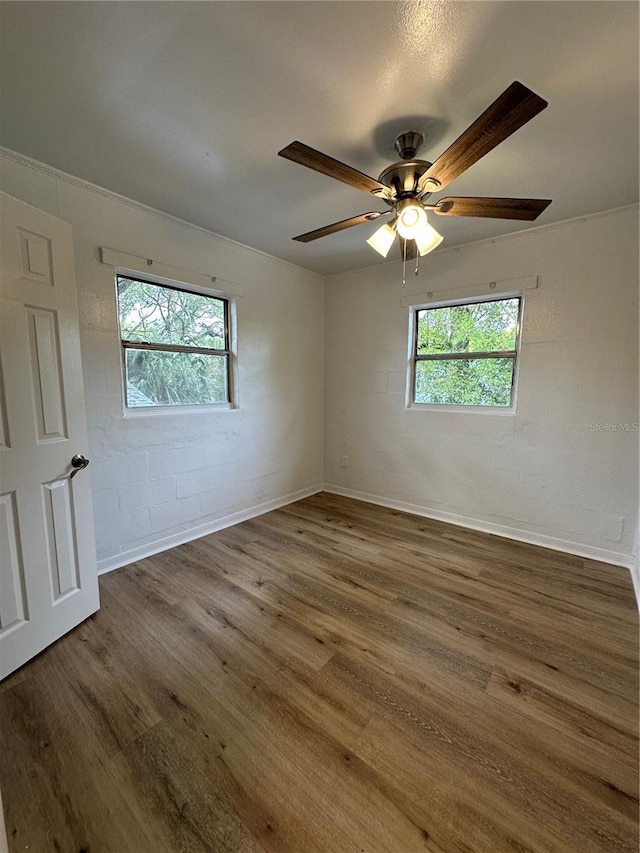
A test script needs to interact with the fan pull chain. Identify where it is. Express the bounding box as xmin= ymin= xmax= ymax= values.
xmin=415 ymin=250 xmax=420 ymax=277
xmin=402 ymin=240 xmax=407 ymax=287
